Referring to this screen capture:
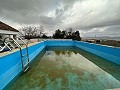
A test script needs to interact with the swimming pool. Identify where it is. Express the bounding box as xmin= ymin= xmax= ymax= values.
xmin=0 ymin=40 xmax=120 ymax=90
